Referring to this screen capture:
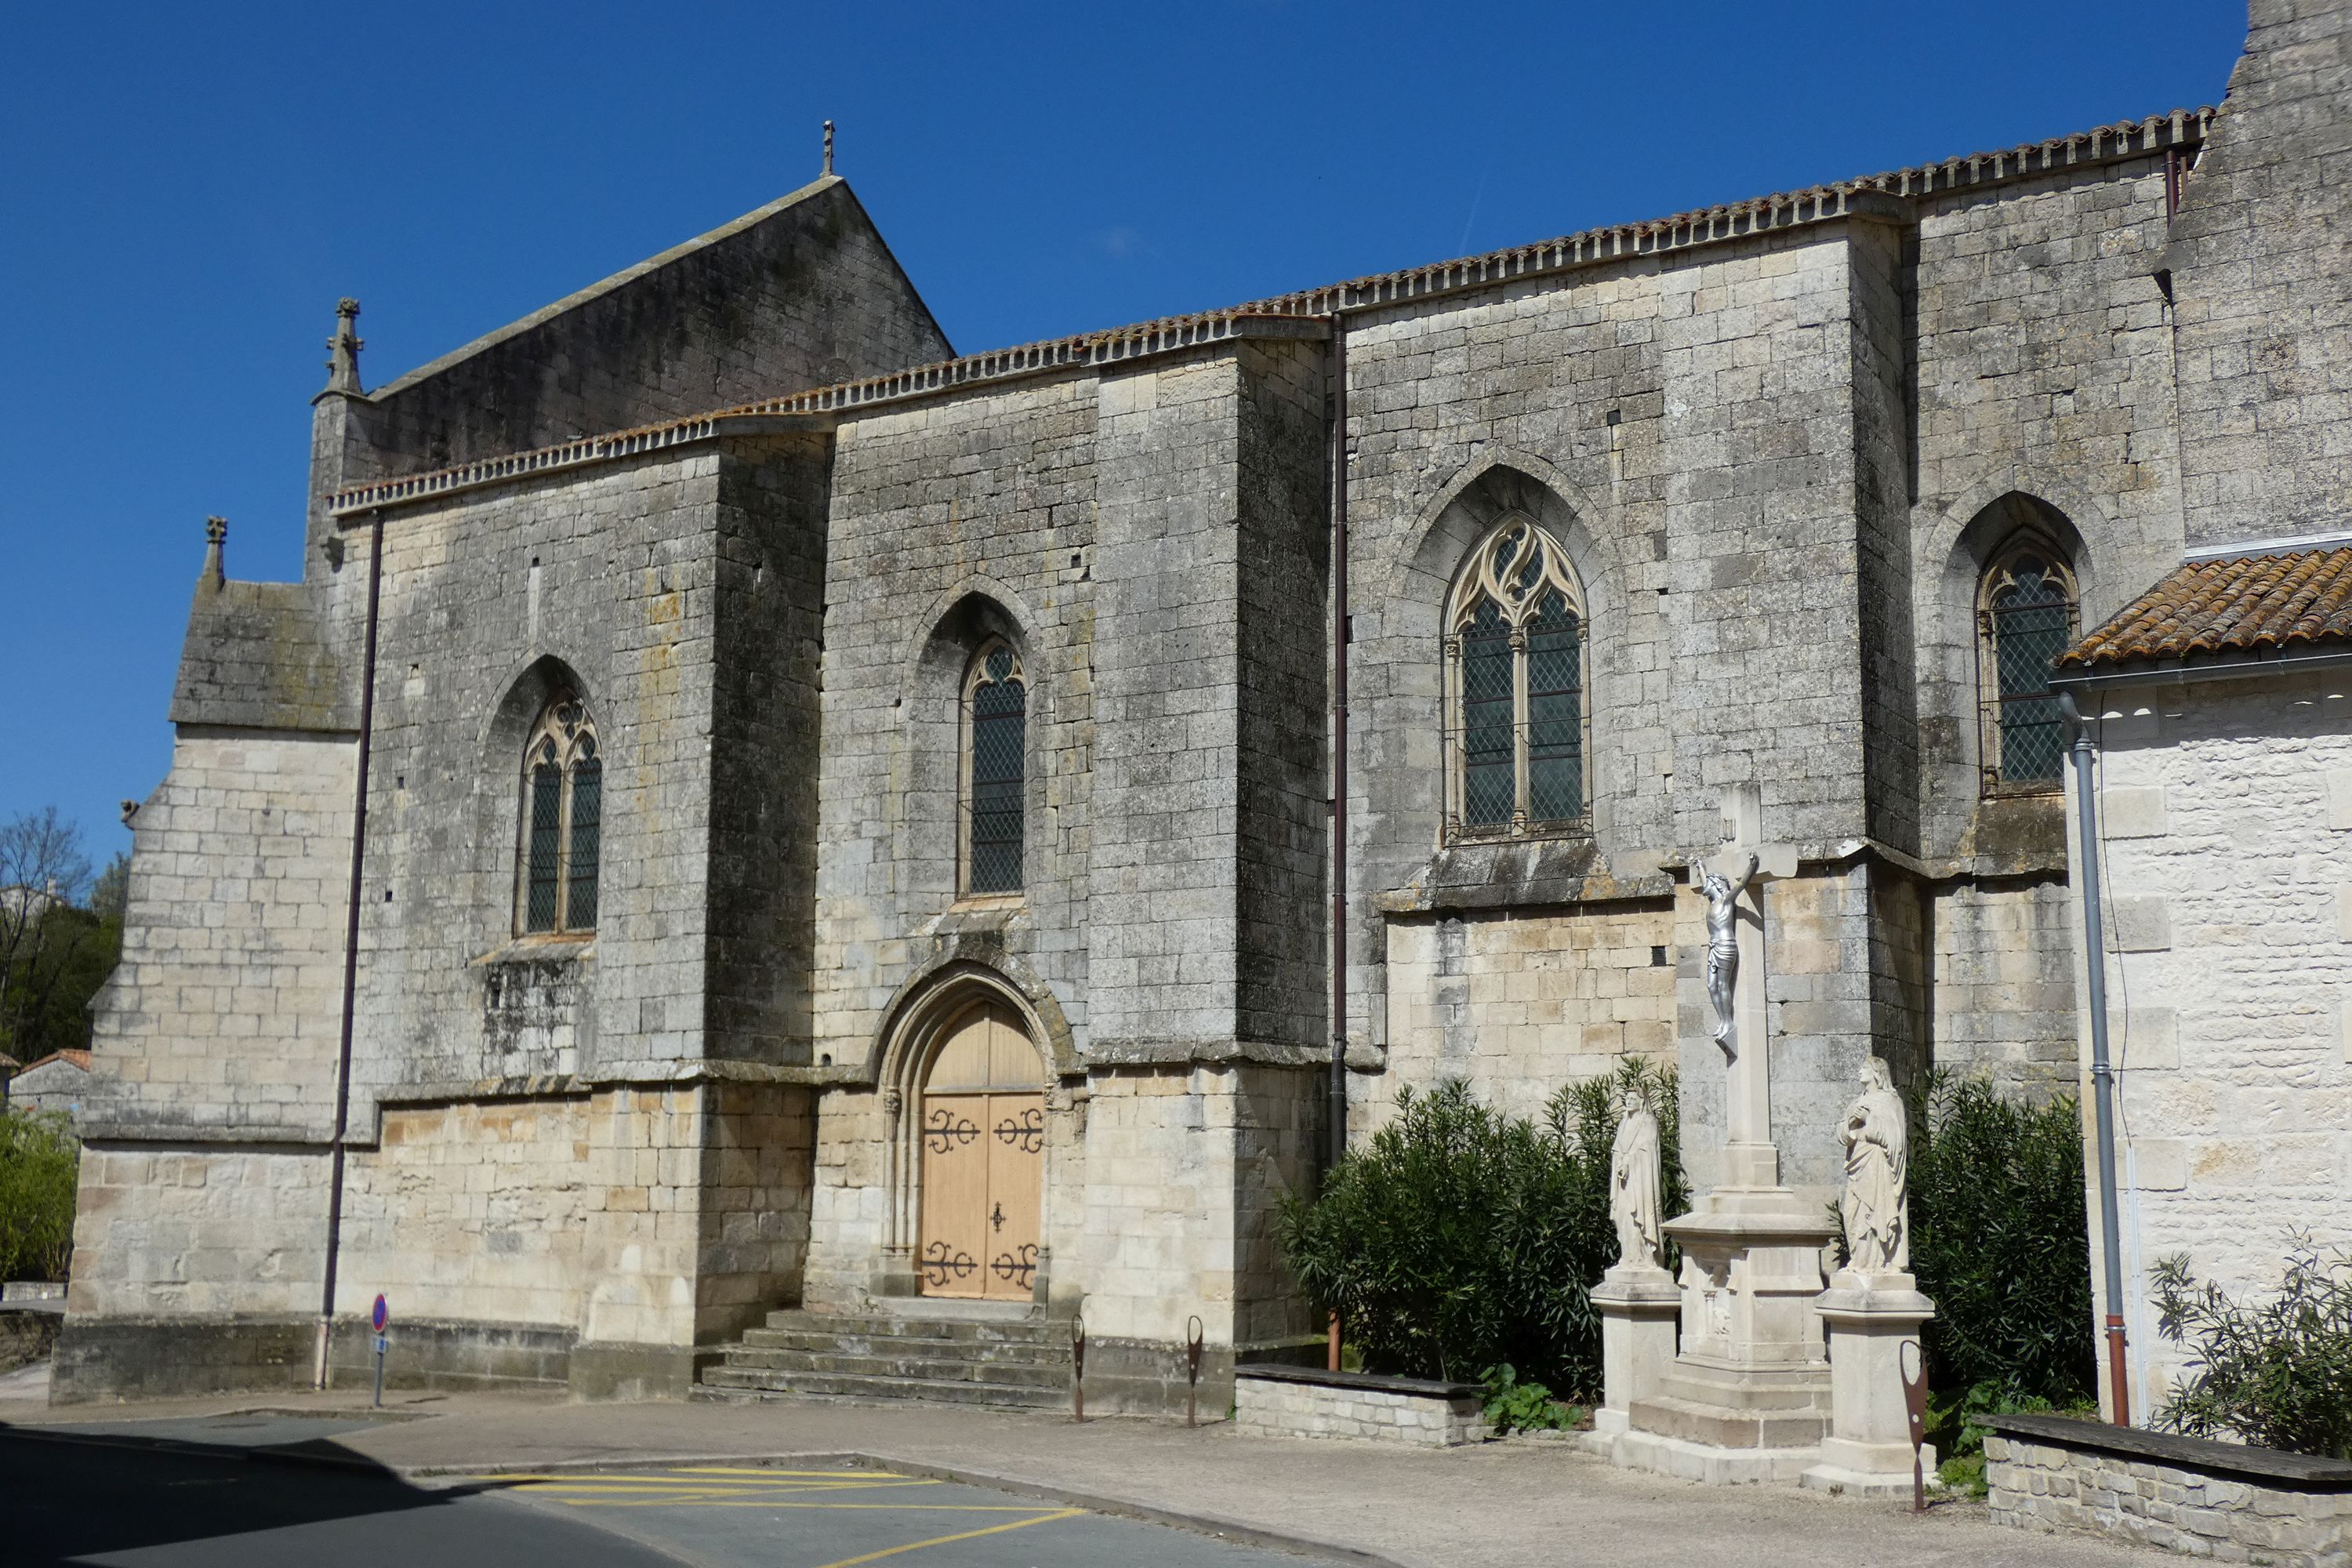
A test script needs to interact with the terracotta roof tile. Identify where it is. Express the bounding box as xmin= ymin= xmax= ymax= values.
xmin=2060 ymin=548 xmax=2352 ymax=670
